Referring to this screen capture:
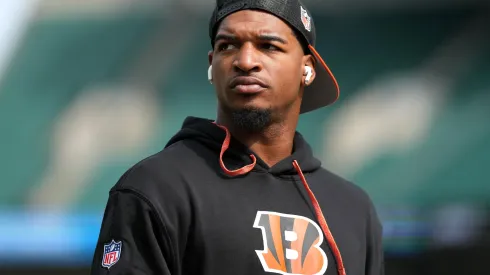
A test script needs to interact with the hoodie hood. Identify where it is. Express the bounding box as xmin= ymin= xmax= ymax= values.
xmin=165 ymin=116 xmax=322 ymax=176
